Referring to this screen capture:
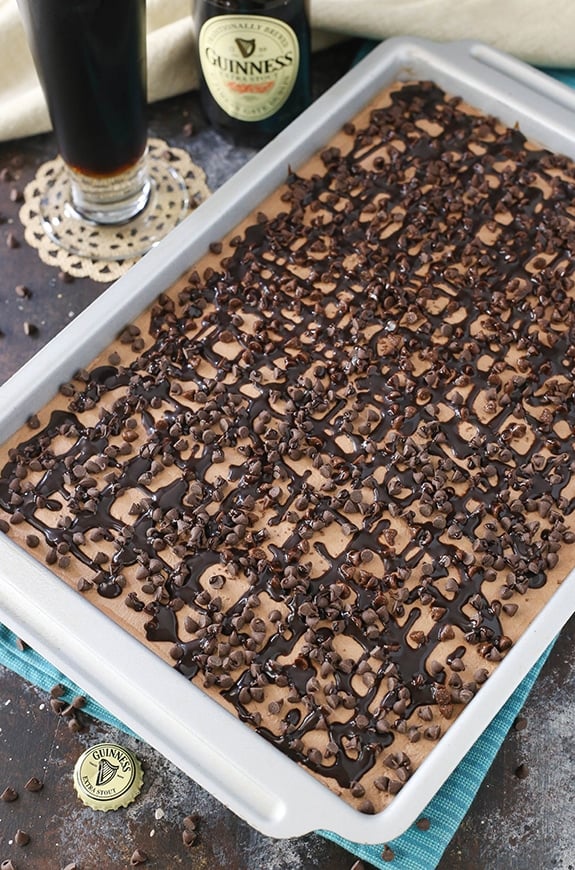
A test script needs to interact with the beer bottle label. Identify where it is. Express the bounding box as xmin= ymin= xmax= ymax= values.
xmin=198 ymin=15 xmax=300 ymax=123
